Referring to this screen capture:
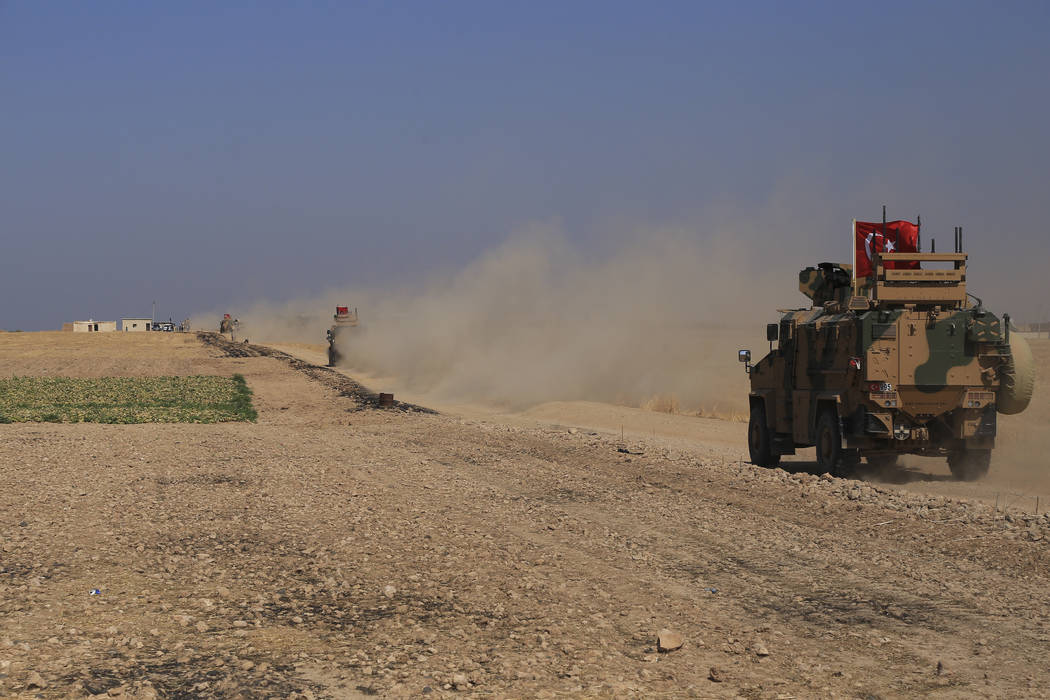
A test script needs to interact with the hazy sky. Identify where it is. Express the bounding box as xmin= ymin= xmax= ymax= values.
xmin=2 ymin=1 xmax=1048 ymax=330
